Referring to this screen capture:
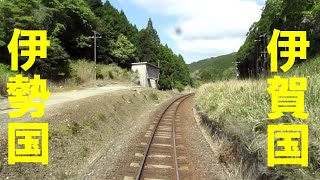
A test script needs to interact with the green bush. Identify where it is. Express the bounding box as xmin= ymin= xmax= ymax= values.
xmin=174 ymin=81 xmax=185 ymax=92
xmin=149 ymin=92 xmax=159 ymax=101
xmin=0 ymin=64 xmax=17 ymax=96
